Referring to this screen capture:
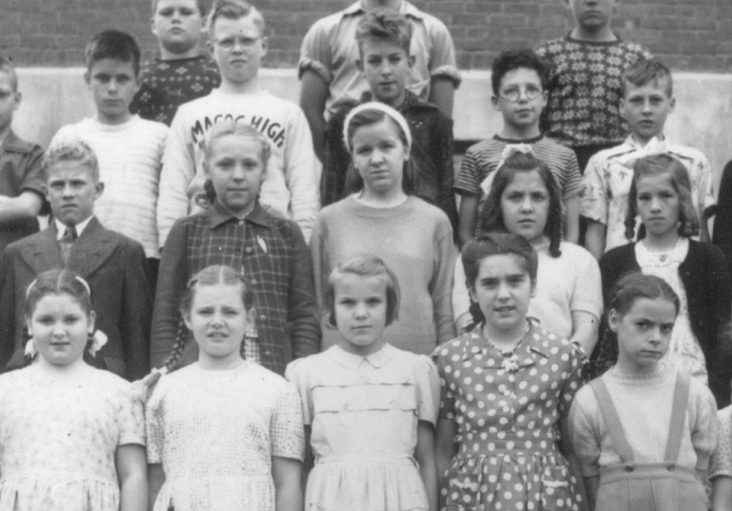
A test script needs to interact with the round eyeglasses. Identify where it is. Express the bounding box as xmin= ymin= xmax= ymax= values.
xmin=498 ymin=86 xmax=543 ymax=103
